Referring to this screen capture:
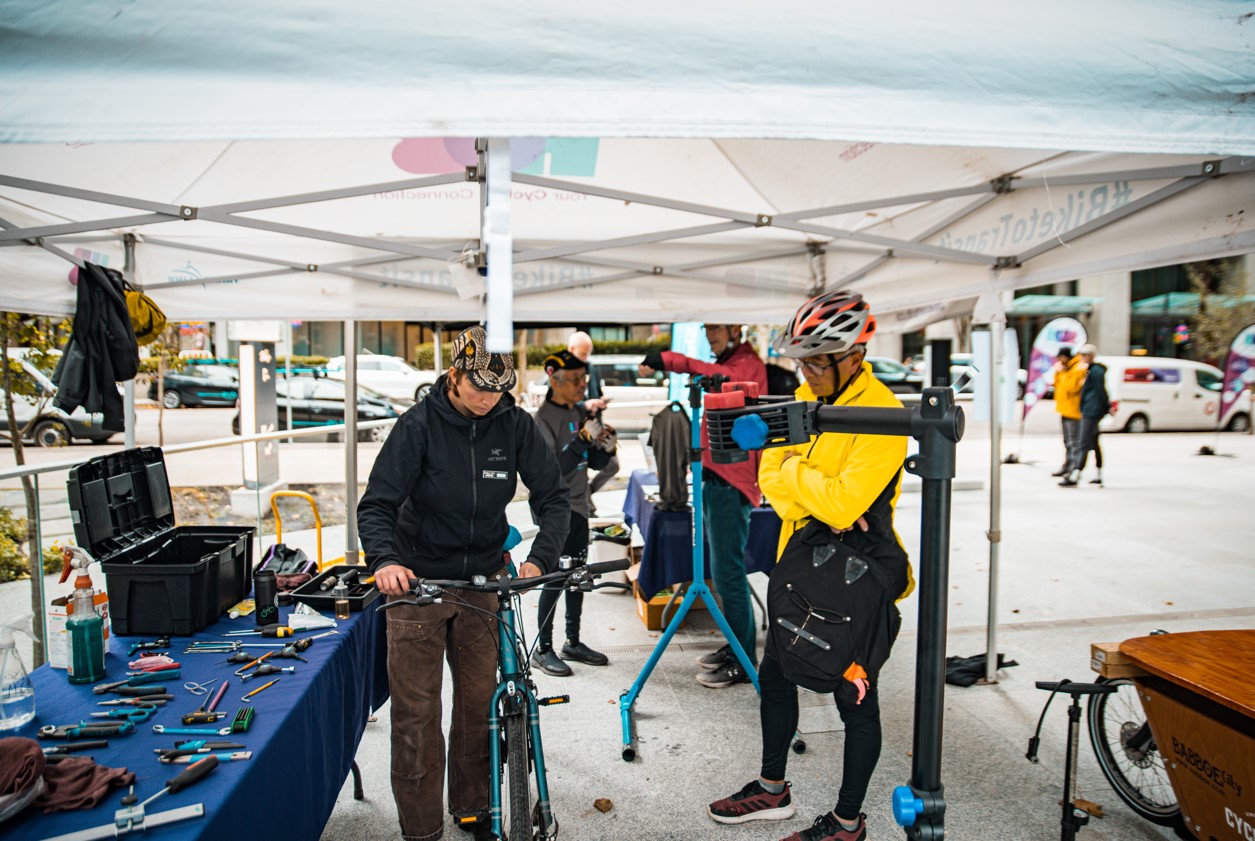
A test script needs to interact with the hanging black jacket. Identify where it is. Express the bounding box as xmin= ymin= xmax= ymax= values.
xmin=51 ymin=262 xmax=139 ymax=432
xmin=357 ymin=375 xmax=570 ymax=579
